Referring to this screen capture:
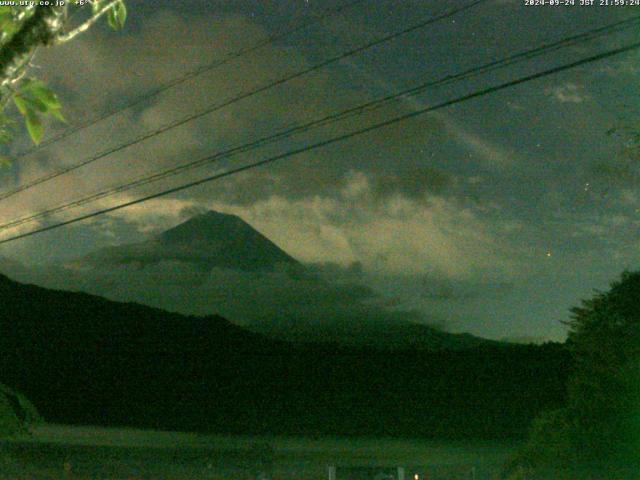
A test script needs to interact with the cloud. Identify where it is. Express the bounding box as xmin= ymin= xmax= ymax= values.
xmin=339 ymin=57 xmax=518 ymax=169
xmin=546 ymin=82 xmax=588 ymax=104
xmin=1 ymin=6 xmax=470 ymax=230
xmin=70 ymin=169 xmax=515 ymax=281
xmin=0 ymin=2 xmax=584 ymax=344
xmin=0 ymin=176 xmax=567 ymax=342
xmin=428 ymin=111 xmax=518 ymax=168
xmin=594 ymin=54 xmax=640 ymax=78
xmin=3 ymin=258 xmax=446 ymax=342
